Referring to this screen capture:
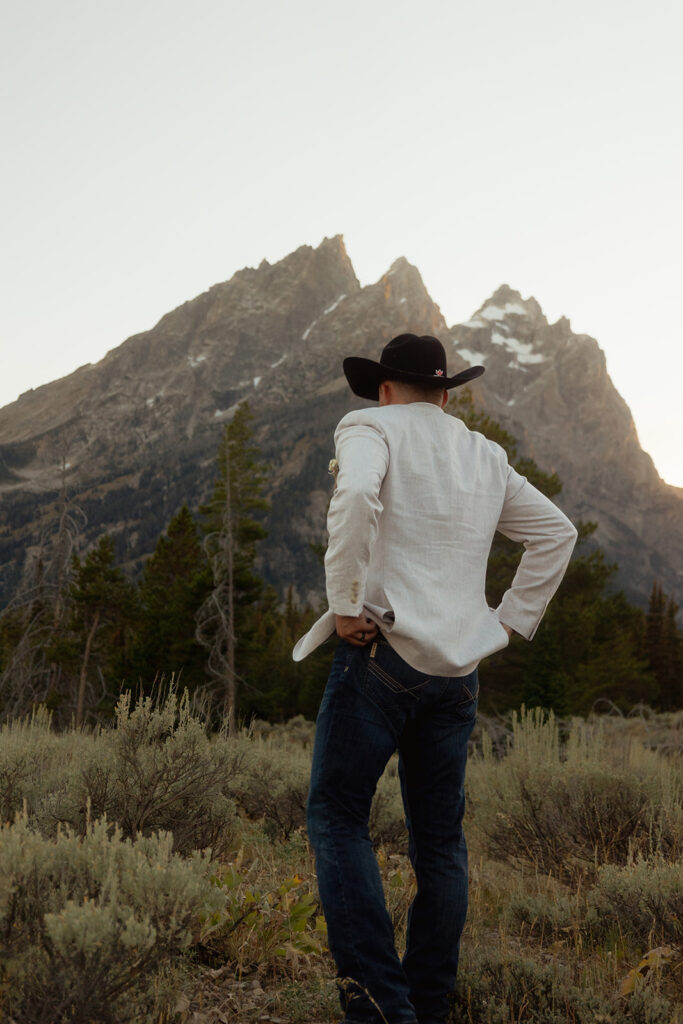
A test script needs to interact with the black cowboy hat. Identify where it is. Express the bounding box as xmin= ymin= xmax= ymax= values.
xmin=343 ymin=333 xmax=485 ymax=402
